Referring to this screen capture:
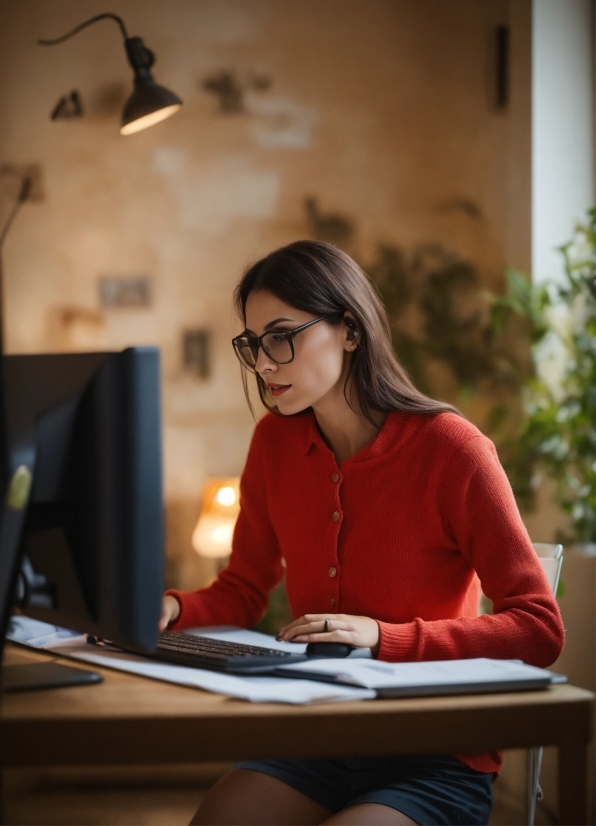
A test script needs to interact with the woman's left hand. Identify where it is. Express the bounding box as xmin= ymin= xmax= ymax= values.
xmin=277 ymin=613 xmax=381 ymax=657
